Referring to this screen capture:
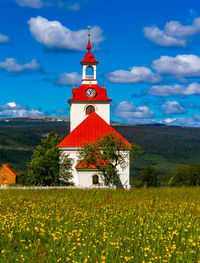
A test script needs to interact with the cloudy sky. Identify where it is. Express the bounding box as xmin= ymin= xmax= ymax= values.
xmin=1 ymin=0 xmax=200 ymax=126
